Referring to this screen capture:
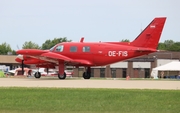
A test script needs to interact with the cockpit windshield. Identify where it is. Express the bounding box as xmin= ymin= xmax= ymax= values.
xmin=55 ymin=45 xmax=64 ymax=52
xmin=50 ymin=45 xmax=64 ymax=52
xmin=50 ymin=45 xmax=56 ymax=51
